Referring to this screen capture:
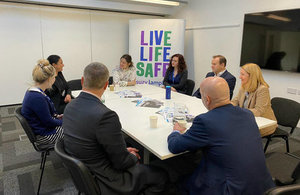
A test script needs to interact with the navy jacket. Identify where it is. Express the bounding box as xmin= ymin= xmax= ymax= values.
xmin=163 ymin=69 xmax=188 ymax=93
xmin=168 ymin=104 xmax=274 ymax=195
xmin=193 ymin=70 xmax=236 ymax=99
xmin=21 ymin=88 xmax=62 ymax=136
